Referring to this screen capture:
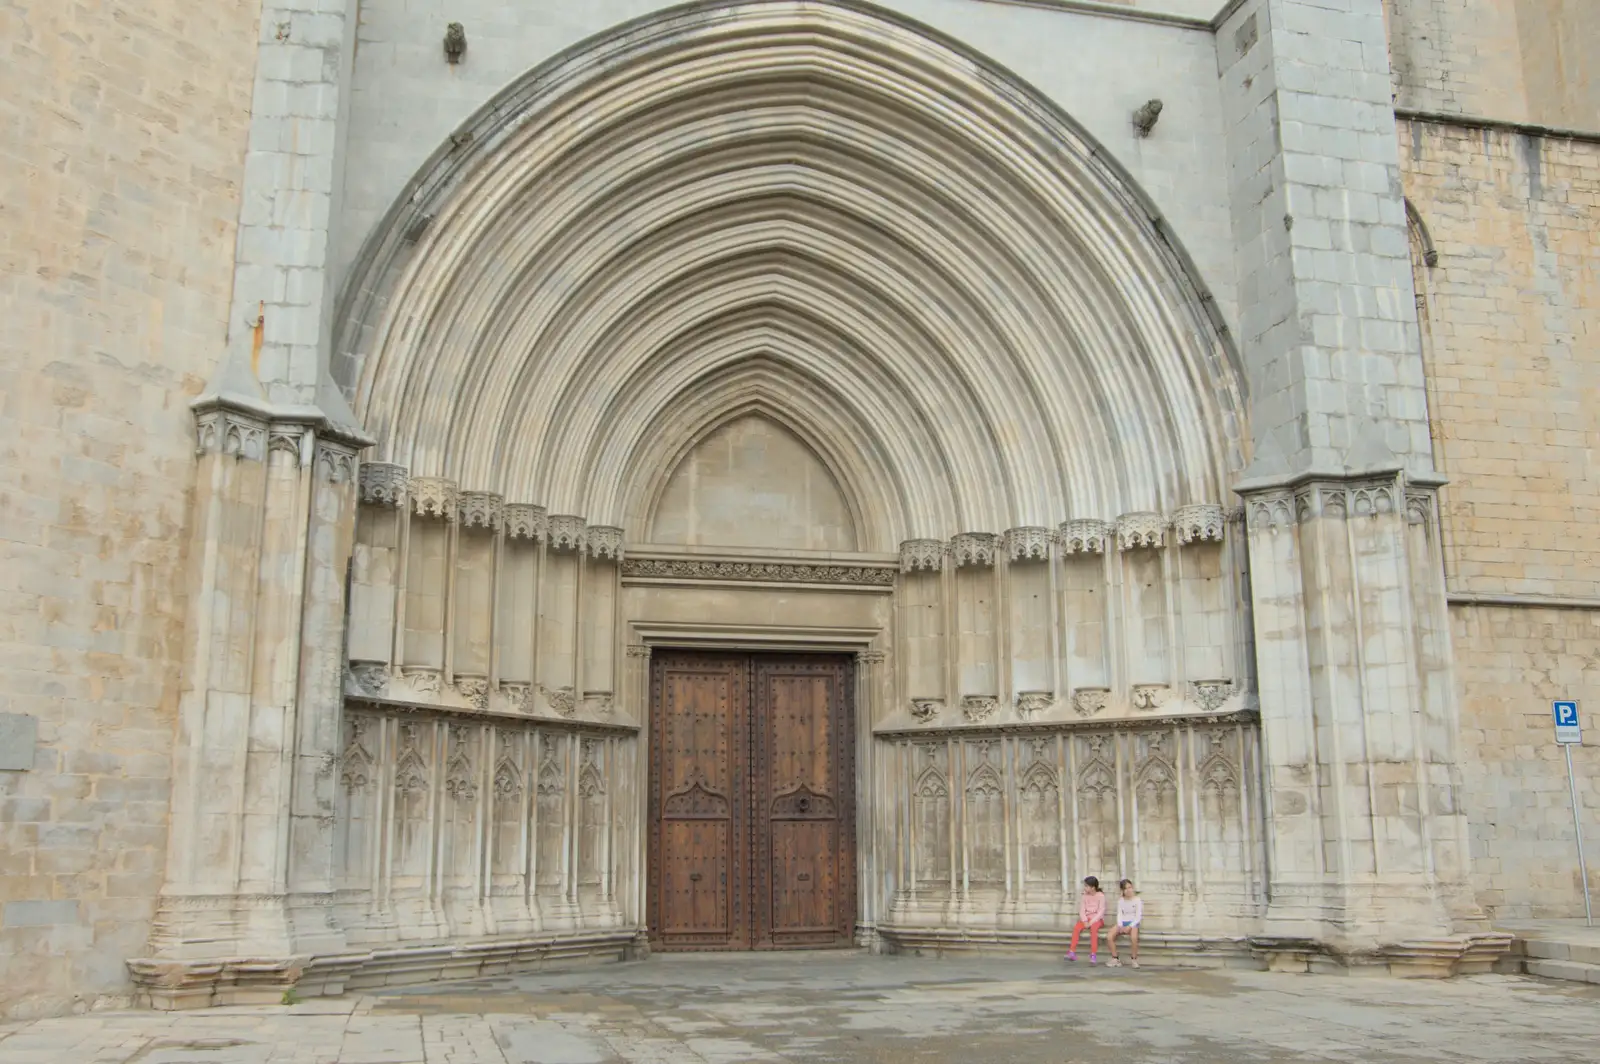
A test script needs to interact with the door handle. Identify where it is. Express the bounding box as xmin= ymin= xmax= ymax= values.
xmin=689 ymin=872 xmax=702 ymax=881
xmin=796 ymin=873 xmax=810 ymax=882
